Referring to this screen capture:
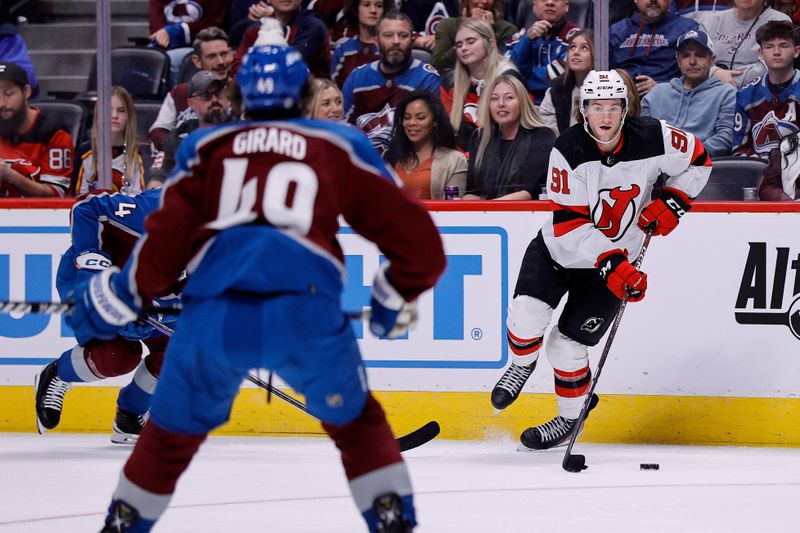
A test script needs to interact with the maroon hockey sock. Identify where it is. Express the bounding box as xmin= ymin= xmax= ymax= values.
xmin=323 ymin=393 xmax=403 ymax=481
xmin=123 ymin=421 xmax=206 ymax=494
